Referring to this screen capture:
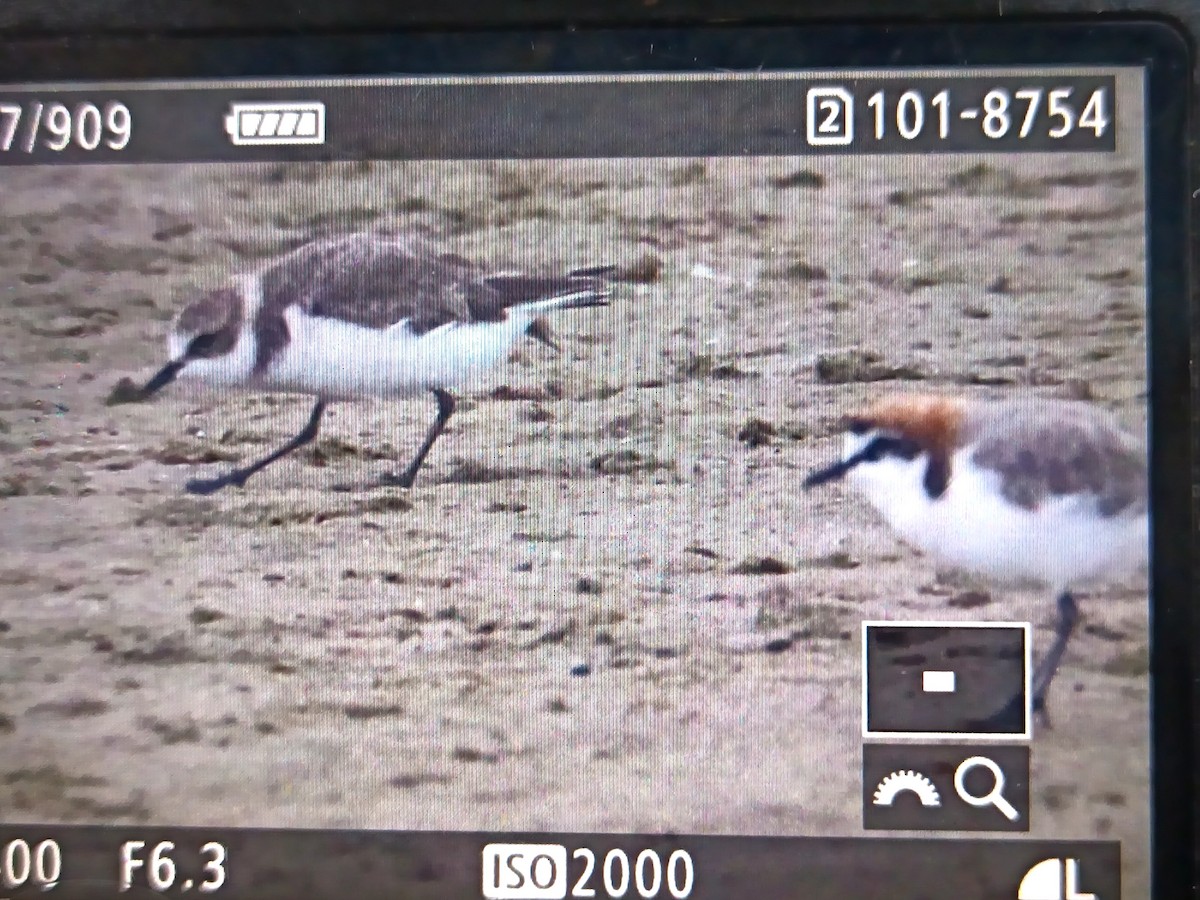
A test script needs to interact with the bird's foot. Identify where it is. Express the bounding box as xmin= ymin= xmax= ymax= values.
xmin=966 ymin=693 xmax=1028 ymax=734
xmin=185 ymin=471 xmax=247 ymax=495
xmin=967 ymin=691 xmax=1050 ymax=734
xmin=379 ymin=470 xmax=417 ymax=489
xmin=1032 ymin=694 xmax=1052 ymax=731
